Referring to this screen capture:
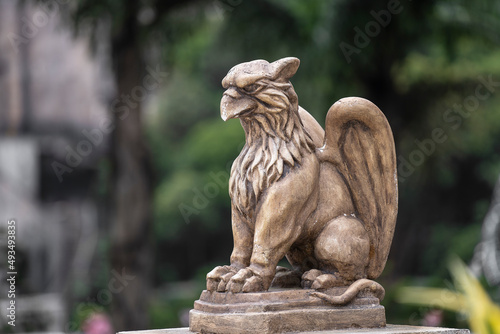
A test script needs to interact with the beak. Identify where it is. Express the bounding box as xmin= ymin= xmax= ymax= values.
xmin=220 ymin=88 xmax=256 ymax=121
